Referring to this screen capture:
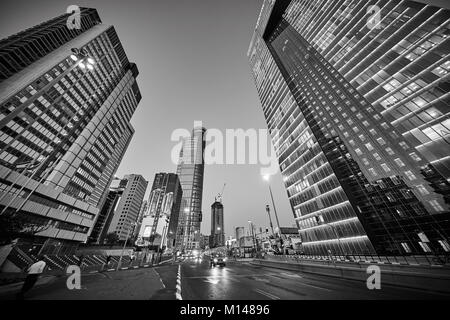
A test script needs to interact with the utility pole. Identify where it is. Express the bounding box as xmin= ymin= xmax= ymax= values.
xmin=117 ymin=222 xmax=136 ymax=271
xmin=265 ymin=204 xmax=275 ymax=236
